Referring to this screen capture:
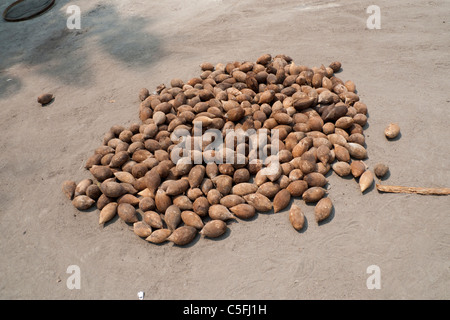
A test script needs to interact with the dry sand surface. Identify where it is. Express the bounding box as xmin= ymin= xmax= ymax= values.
xmin=0 ymin=0 xmax=449 ymax=300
